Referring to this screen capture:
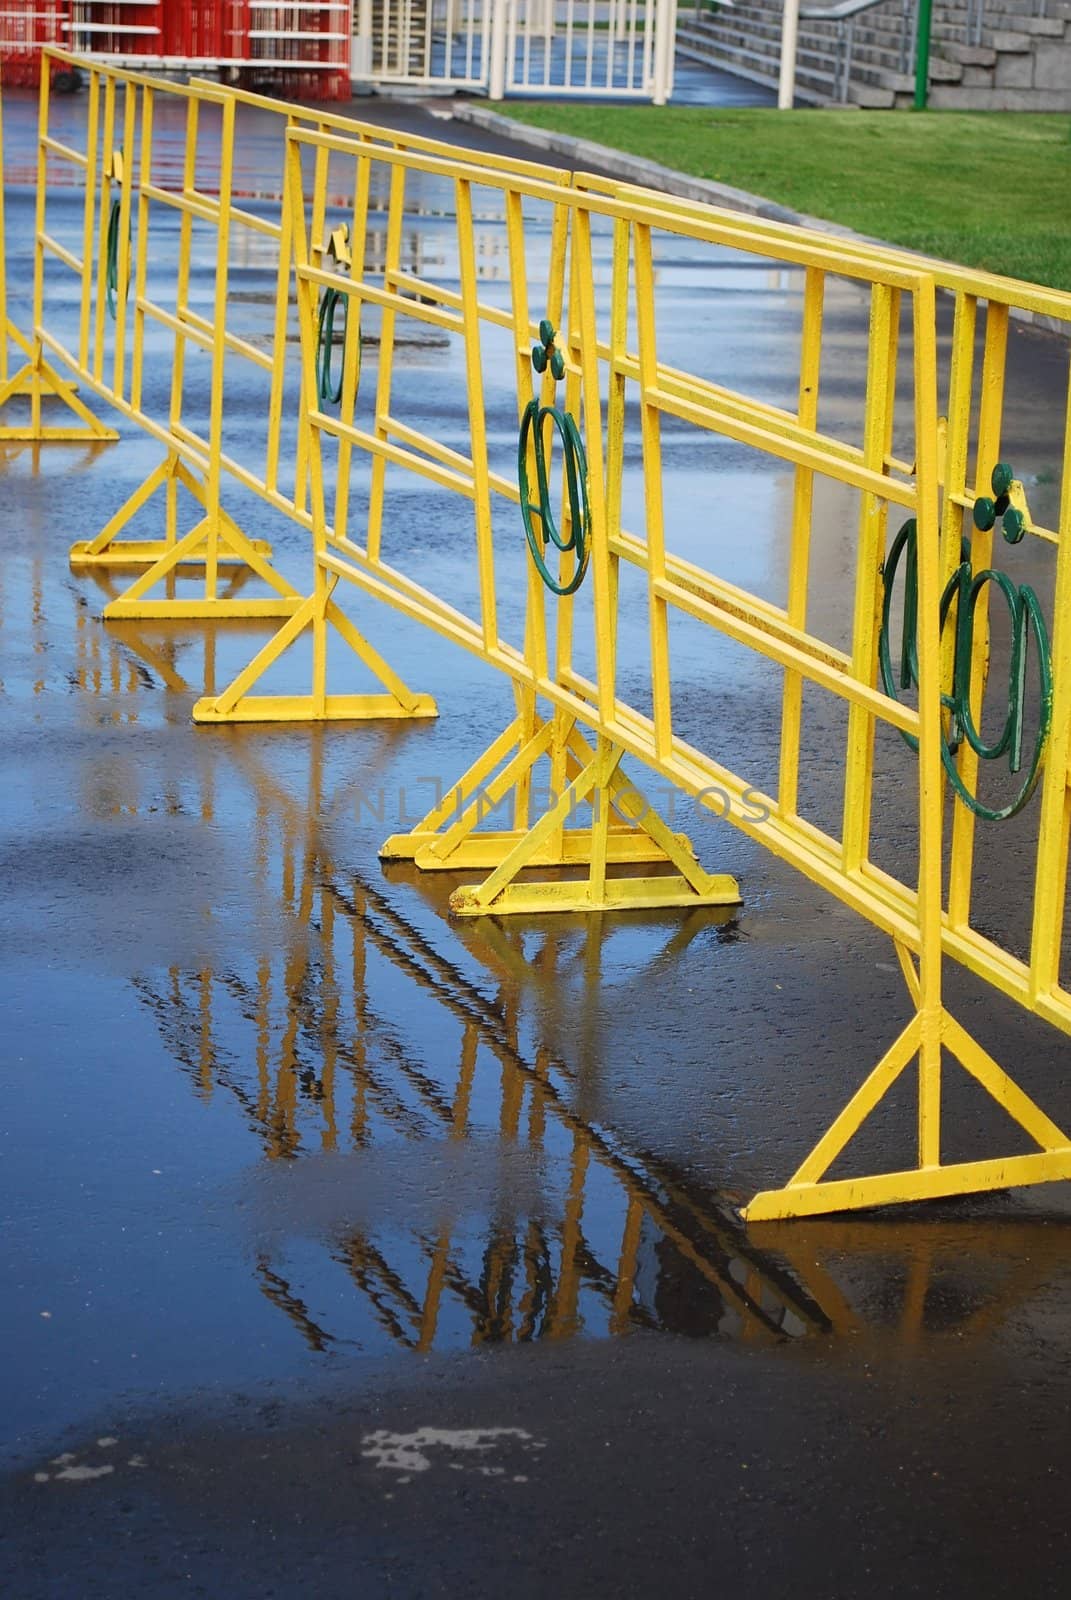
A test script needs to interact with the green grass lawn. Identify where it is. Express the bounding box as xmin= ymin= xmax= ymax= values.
xmin=494 ymin=107 xmax=1071 ymax=291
